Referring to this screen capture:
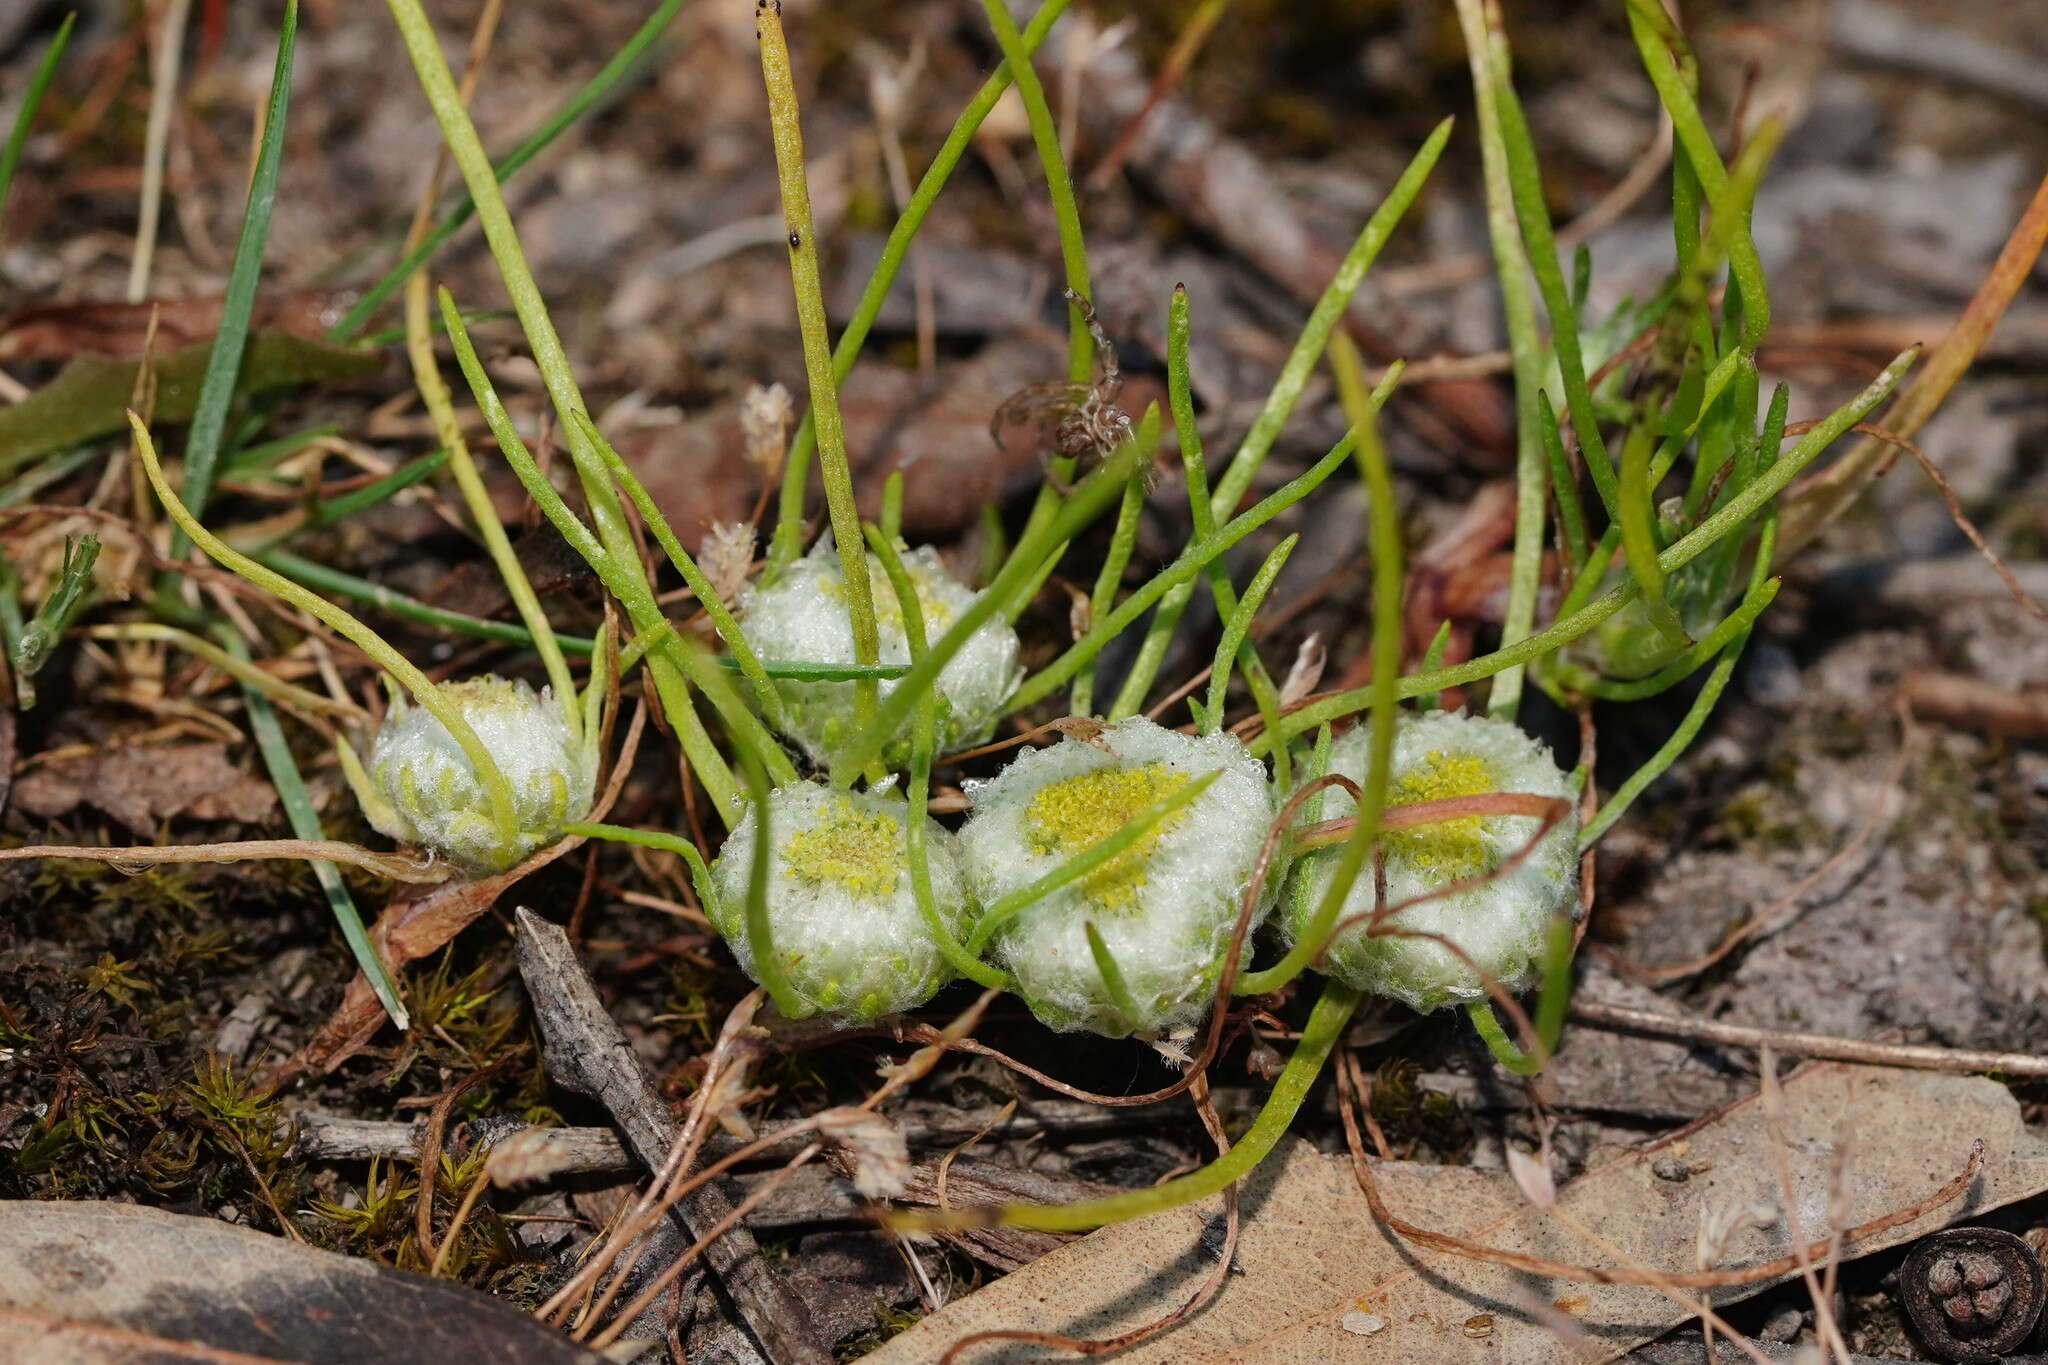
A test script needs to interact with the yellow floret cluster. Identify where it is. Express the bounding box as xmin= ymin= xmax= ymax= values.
xmin=1385 ymin=749 xmax=1496 ymax=881
xmin=1024 ymin=763 xmax=1191 ymax=912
